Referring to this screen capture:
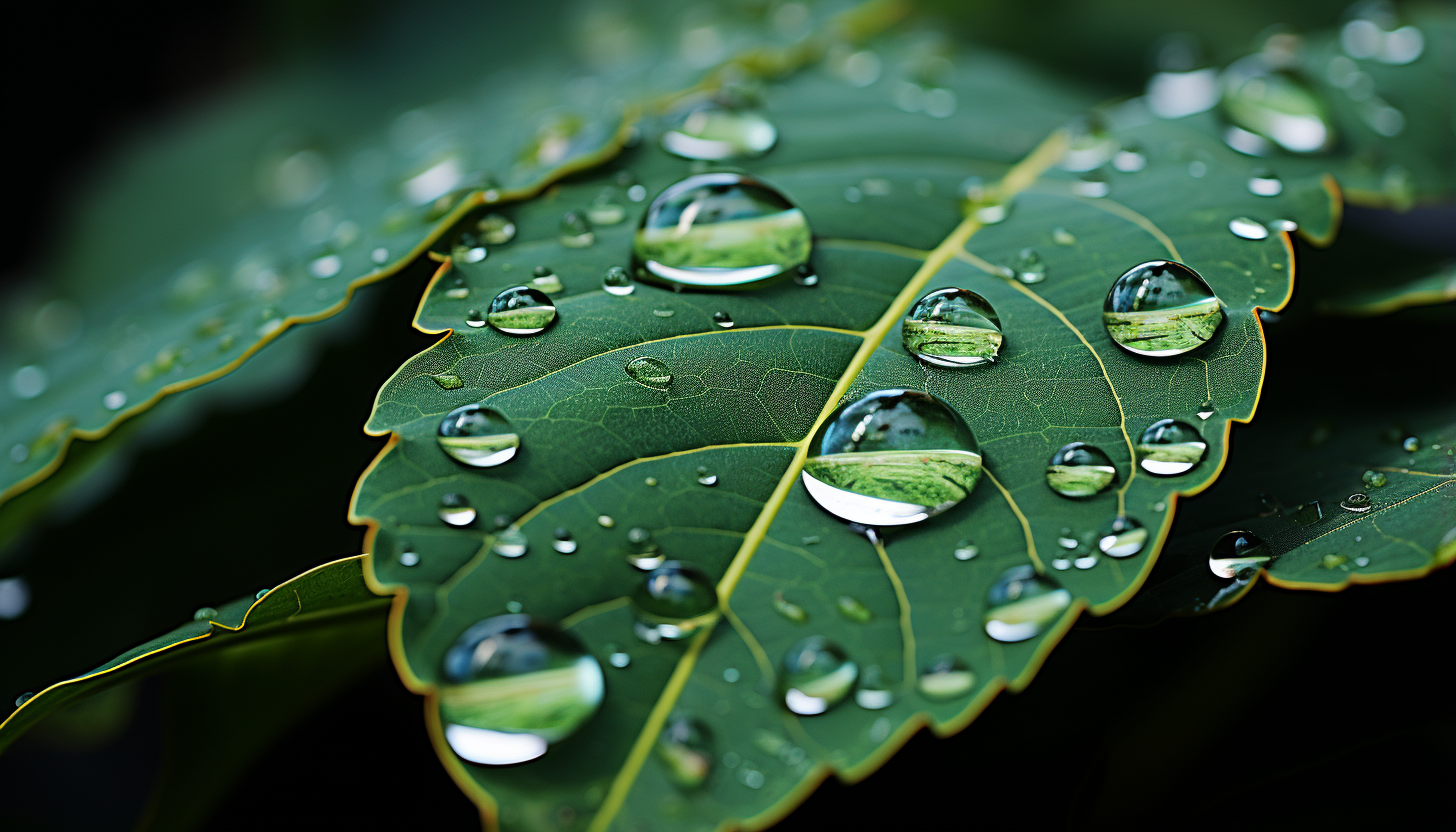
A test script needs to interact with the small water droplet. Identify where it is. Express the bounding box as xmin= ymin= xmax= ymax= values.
xmin=656 ymin=715 xmax=713 ymax=789
xmin=711 ymin=311 xmax=734 ymax=329
xmin=1362 ymin=470 xmax=1388 ymax=488
xmin=779 ymin=636 xmax=857 ymax=715
xmin=608 ymin=647 xmax=630 ymax=668
xmin=802 ymin=390 xmax=983 ymax=527
xmin=15 ymin=692 xmax=34 ymax=708
xmin=1209 ymin=530 xmax=1271 ymax=578
xmin=793 ymin=264 xmax=819 ymax=286
xmin=1051 ymin=555 xmax=1072 ymax=570
xmin=1340 ymin=493 xmax=1372 ymax=513
xmin=1052 ymin=227 xmax=1077 ymax=246
xmin=492 ymin=525 xmax=528 ymax=558
xmin=1197 ymin=402 xmax=1217 ymax=420
xmin=308 ymin=253 xmax=343 ymax=278
xmin=529 ymin=265 xmax=563 ymax=294
xmin=662 ymin=99 xmax=778 ymax=161
xmin=439 ymin=493 xmax=477 ymax=526
xmin=625 ymin=356 xmax=672 ymax=391
xmin=102 ymin=390 xmax=127 ymax=411
xmin=632 ymin=561 xmax=718 ymax=641
xmin=1113 ymin=147 xmax=1147 ymax=172
xmin=551 ymin=528 xmax=578 ymax=554
xmin=371 ymin=247 xmax=390 ymax=265
xmin=438 ymin=404 xmax=519 ymax=467
xmin=399 ymin=549 xmax=420 ymax=566
xmin=854 ymin=665 xmax=894 ymax=709
xmin=1229 ymin=217 xmax=1270 ymax=240
xmin=1072 ymin=171 xmax=1111 ymax=198
xmin=723 ymin=667 xmax=740 ymax=682
xmin=903 ymin=288 xmax=1003 ymax=367
xmin=983 ymin=566 xmax=1072 ymax=642
xmin=602 ymin=265 xmax=634 ymax=296
xmin=953 ymin=540 xmax=979 ymax=561
xmin=255 ymin=588 xmax=271 ymax=600
xmin=193 ymin=606 xmax=219 ymax=621
xmin=1355 ymin=556 xmax=1371 ymax=567
xmin=441 ymin=615 xmax=604 ymax=765
xmin=9 ymin=366 xmax=47 ymax=400
xmin=624 ymin=527 xmax=664 ymax=570
xmin=9 ymin=445 xmax=28 ymax=464
xmin=917 ymin=654 xmax=976 ymax=699
xmin=1248 ymin=170 xmax=1284 ymax=196
xmin=559 ymin=211 xmax=595 ymax=248
xmin=487 ymin=286 xmax=557 ymax=336
xmin=1138 ymin=419 xmax=1207 ymax=476
xmin=598 ymin=515 xmax=615 ymax=528
xmin=737 ymin=767 xmax=766 ymax=789
xmin=836 ymin=596 xmax=873 ymax=623
xmin=454 ymin=242 xmax=487 ymax=264
xmin=465 ymin=309 xmax=486 ymax=328
xmin=1220 ymin=56 xmax=1336 ymax=154
xmin=1187 ymin=160 xmax=1208 ymax=177
xmin=477 ymin=214 xmax=516 ymax=245
xmin=772 ymin=591 xmax=808 ymax=623
xmin=431 ymin=374 xmax=464 ymax=390
xmin=1104 ymin=260 xmax=1223 ymax=357
xmin=1341 ymin=10 xmax=1424 ymax=64
xmin=1098 ymin=516 xmax=1146 ymax=558
xmin=1059 ymin=117 xmax=1118 ymax=172
xmin=652 ymin=308 xmax=675 ymax=318
xmin=1046 ymin=442 xmax=1119 ymax=498
xmin=445 ymin=285 xmax=470 ymax=300
xmin=644 ymin=477 xmax=658 ymax=487
xmin=1402 ymin=436 xmax=1420 ymax=453
xmin=633 ymin=173 xmax=811 ymax=288
xmin=695 ymin=466 xmax=718 ymax=487
xmin=586 ymin=188 xmax=627 ymax=227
